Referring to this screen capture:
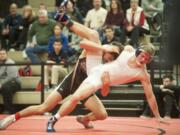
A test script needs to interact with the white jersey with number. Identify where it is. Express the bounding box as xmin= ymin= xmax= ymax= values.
xmin=83 ymin=50 xmax=146 ymax=91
